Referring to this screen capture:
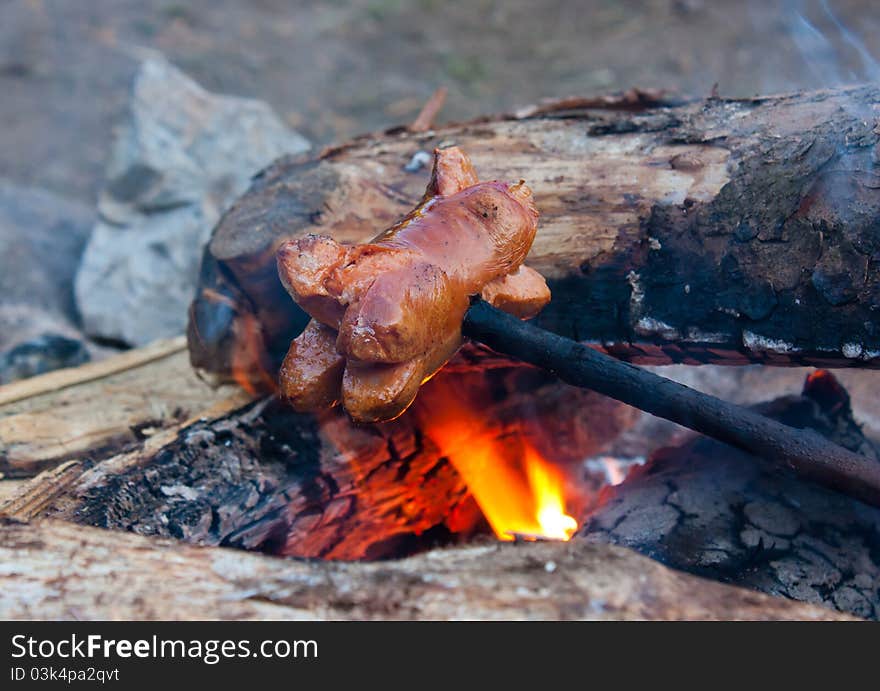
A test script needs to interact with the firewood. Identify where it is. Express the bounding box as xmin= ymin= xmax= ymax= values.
xmin=189 ymin=85 xmax=880 ymax=388
xmin=0 ymin=336 xmax=250 ymax=478
xmin=3 ymin=350 xmax=874 ymax=617
xmin=0 ymin=517 xmax=850 ymax=620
